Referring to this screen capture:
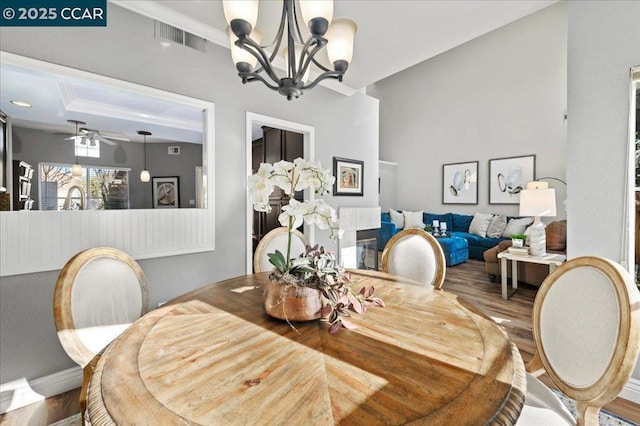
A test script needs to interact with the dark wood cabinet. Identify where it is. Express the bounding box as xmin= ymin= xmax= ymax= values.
xmin=251 ymin=127 xmax=304 ymax=255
